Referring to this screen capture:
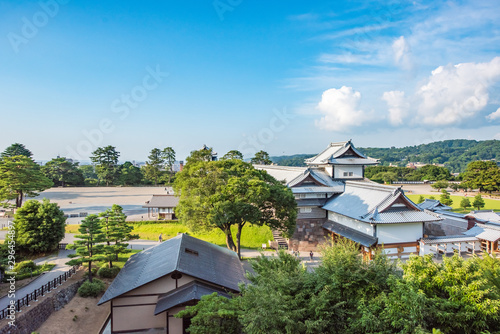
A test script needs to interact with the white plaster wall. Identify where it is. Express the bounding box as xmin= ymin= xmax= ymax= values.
xmin=377 ymin=223 xmax=423 ymax=244
xmin=334 ymin=165 xmax=363 ymax=179
xmin=328 ymin=211 xmax=373 ymax=235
